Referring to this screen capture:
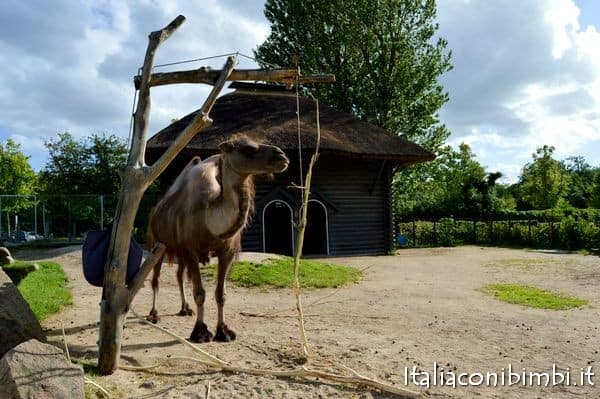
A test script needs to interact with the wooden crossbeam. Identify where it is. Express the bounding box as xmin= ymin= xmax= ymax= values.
xmin=134 ymin=67 xmax=335 ymax=89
